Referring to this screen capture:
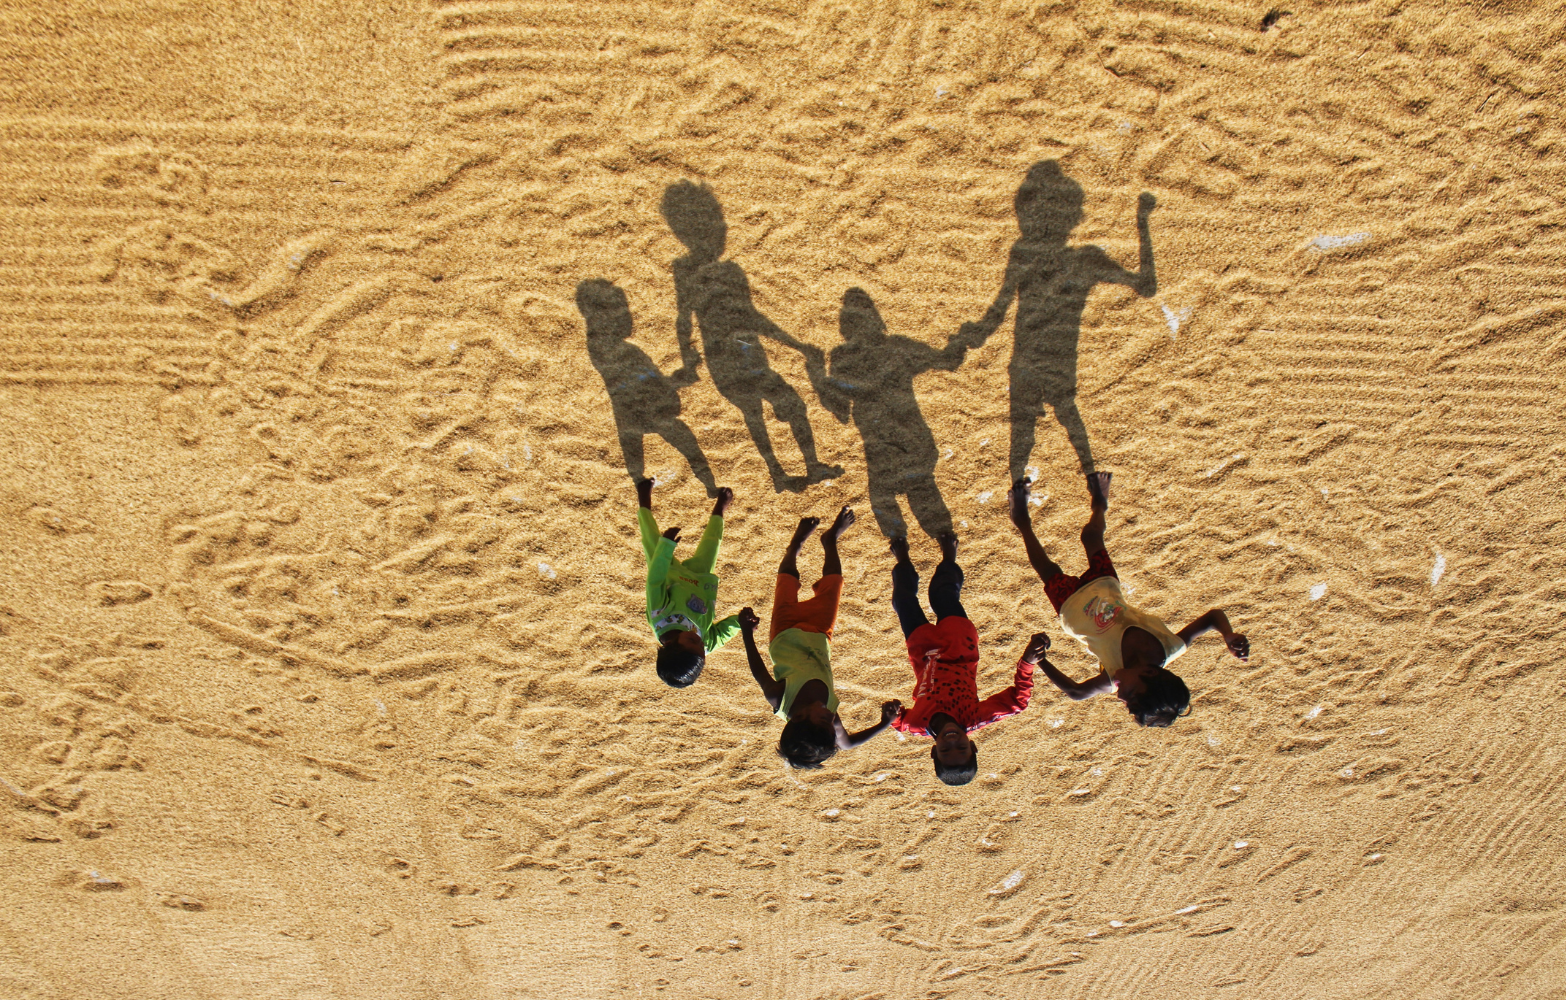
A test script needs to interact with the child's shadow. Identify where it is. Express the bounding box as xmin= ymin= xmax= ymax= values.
xmin=815 ymin=288 xmax=964 ymax=539
xmin=957 ymin=161 xmax=1157 ymax=481
xmin=660 ymin=181 xmax=842 ymax=494
xmin=579 ymin=278 xmax=718 ymax=496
